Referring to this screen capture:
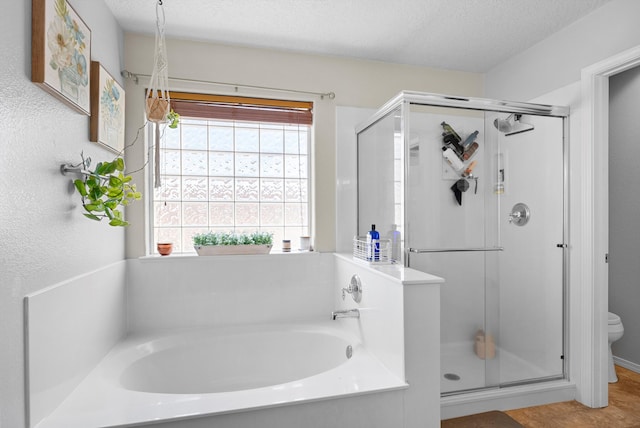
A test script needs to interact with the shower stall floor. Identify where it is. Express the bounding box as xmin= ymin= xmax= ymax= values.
xmin=441 ymin=341 xmax=549 ymax=394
